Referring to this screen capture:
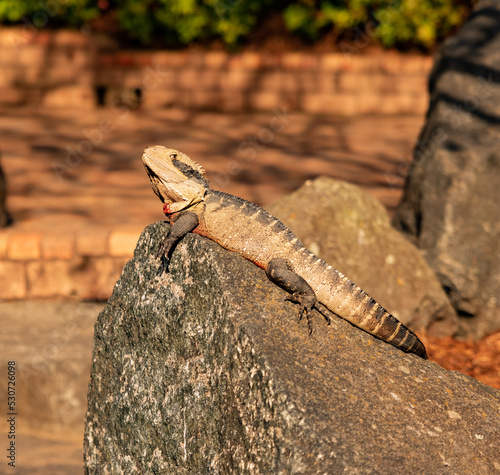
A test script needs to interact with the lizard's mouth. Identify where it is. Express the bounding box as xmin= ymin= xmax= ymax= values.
xmin=144 ymin=167 xmax=171 ymax=204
